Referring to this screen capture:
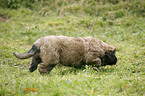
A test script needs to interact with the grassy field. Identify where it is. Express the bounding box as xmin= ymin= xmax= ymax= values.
xmin=0 ymin=0 xmax=145 ymax=95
